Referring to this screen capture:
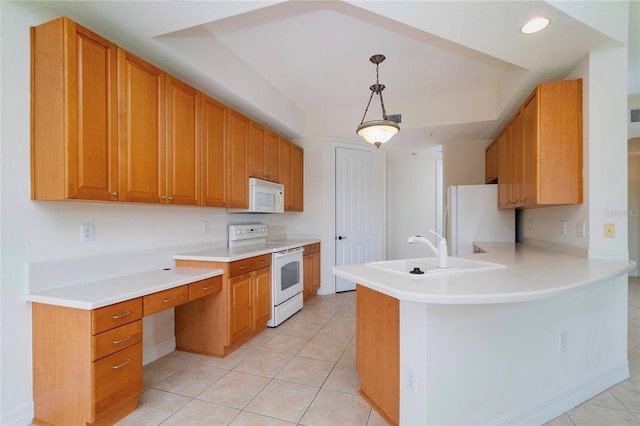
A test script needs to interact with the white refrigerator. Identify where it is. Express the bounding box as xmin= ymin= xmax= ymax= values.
xmin=446 ymin=185 xmax=515 ymax=256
